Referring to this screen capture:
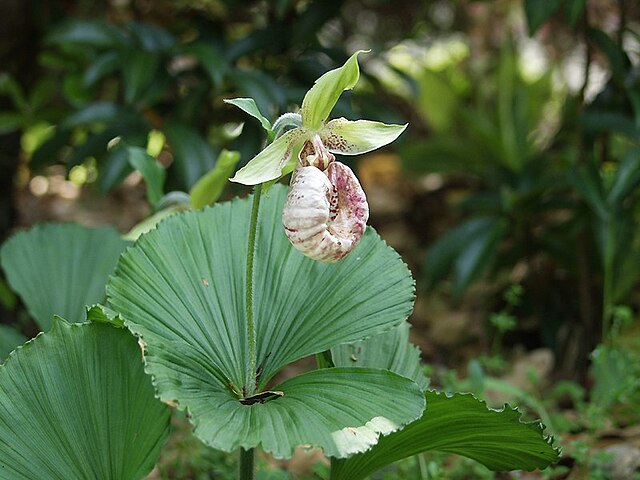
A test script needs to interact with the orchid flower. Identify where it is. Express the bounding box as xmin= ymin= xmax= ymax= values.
xmin=226 ymin=51 xmax=407 ymax=261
